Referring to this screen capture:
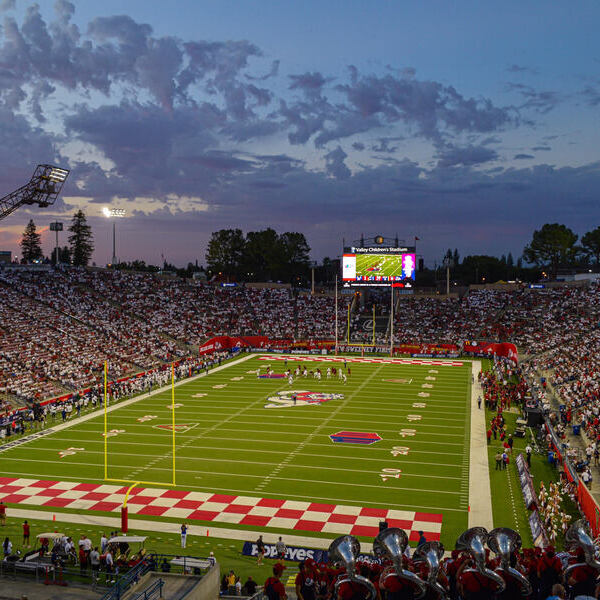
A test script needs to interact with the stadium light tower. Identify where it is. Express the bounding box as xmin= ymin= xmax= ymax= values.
xmin=103 ymin=207 xmax=126 ymax=265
